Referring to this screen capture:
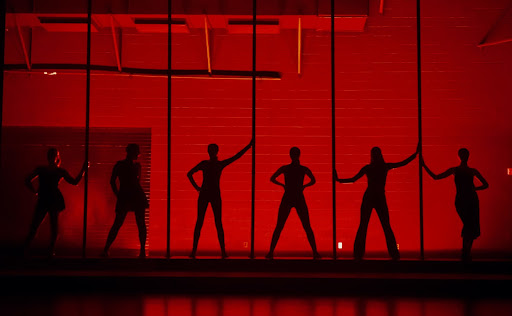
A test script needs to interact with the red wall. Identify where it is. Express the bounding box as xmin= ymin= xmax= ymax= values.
xmin=2 ymin=0 xmax=512 ymax=258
